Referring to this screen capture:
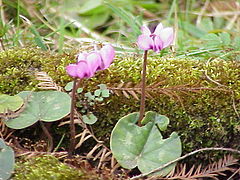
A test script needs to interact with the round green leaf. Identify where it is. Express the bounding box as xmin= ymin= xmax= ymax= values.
xmin=95 ymin=97 xmax=103 ymax=102
xmin=77 ymin=88 xmax=83 ymax=94
xmin=0 ymin=138 xmax=15 ymax=180
xmin=82 ymin=113 xmax=98 ymax=125
xmin=98 ymin=84 xmax=107 ymax=90
xmin=101 ymin=89 xmax=110 ymax=98
xmin=5 ymin=91 xmax=71 ymax=129
xmin=85 ymin=92 xmax=95 ymax=101
xmin=0 ymin=138 xmax=6 ymax=148
xmin=94 ymin=89 xmax=101 ymax=96
xmin=0 ymin=94 xmax=24 ymax=113
xmin=64 ymin=82 xmax=74 ymax=91
xmin=110 ymin=111 xmax=182 ymax=176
